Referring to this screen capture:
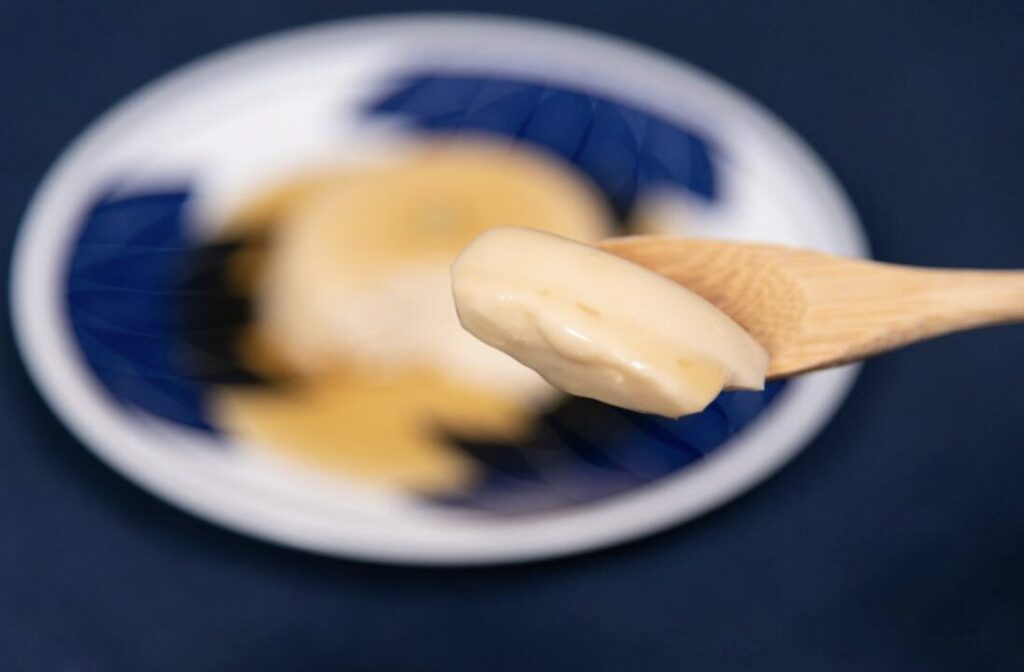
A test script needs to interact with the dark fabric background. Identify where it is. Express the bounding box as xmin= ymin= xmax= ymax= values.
xmin=2 ymin=2 xmax=1022 ymax=670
